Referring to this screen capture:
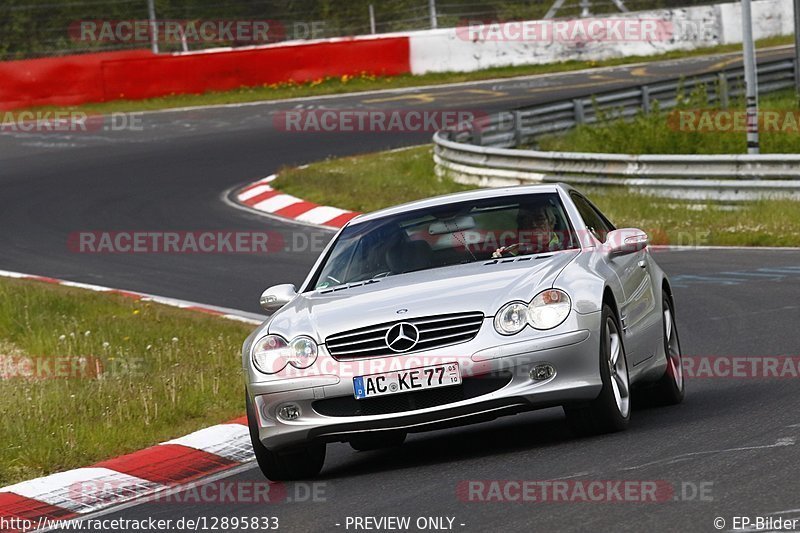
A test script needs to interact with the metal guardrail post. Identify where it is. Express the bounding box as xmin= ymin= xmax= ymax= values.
xmin=429 ymin=0 xmax=438 ymax=29
xmin=573 ymin=99 xmax=585 ymax=124
xmin=794 ymin=0 xmax=800 ymax=97
xmin=147 ymin=0 xmax=159 ymax=54
xmin=472 ymin=122 xmax=483 ymax=146
xmin=641 ymin=86 xmax=651 ymax=114
xmin=369 ymin=5 xmax=377 ymax=34
xmin=741 ymin=0 xmax=761 ymax=154
xmin=513 ymin=111 xmax=524 ymax=147
xmin=718 ymin=72 xmax=729 ymax=108
xmin=795 ymin=58 xmax=800 ymax=99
